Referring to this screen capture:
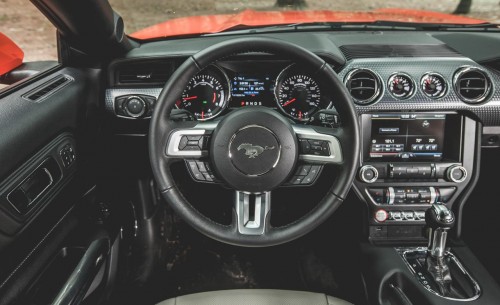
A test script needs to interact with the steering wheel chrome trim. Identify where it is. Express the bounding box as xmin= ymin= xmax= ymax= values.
xmin=236 ymin=191 xmax=271 ymax=235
